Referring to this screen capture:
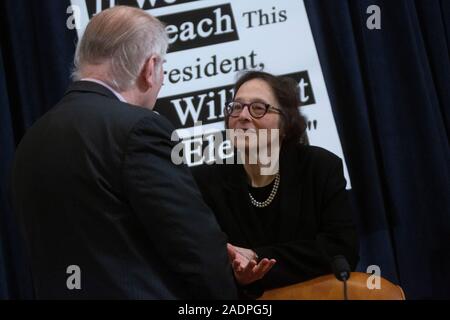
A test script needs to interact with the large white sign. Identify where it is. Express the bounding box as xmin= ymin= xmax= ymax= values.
xmin=70 ymin=0 xmax=351 ymax=187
